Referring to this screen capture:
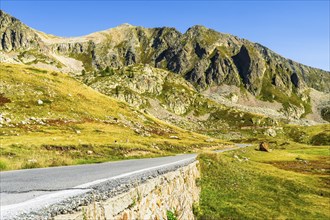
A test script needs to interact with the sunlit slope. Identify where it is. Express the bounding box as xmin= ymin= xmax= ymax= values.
xmin=0 ymin=63 xmax=226 ymax=170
